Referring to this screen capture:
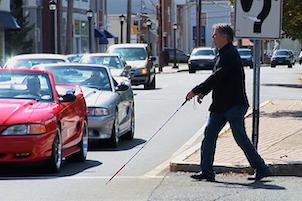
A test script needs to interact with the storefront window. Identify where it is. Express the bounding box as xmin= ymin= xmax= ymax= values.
xmin=81 ymin=37 xmax=88 ymax=53
xmin=75 ymin=20 xmax=80 ymax=35
xmin=81 ymin=21 xmax=88 ymax=36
